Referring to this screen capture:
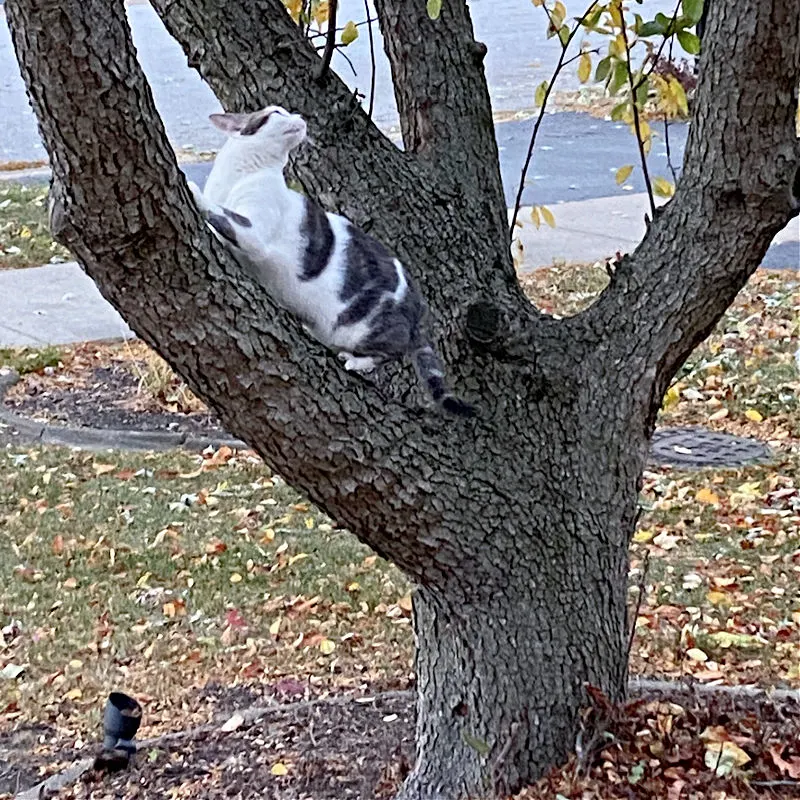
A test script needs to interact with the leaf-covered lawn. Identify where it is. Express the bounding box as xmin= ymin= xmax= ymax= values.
xmin=0 ymin=264 xmax=798 ymax=774
xmin=0 ymin=185 xmax=71 ymax=269
xmin=0 ymin=447 xmax=412 ymax=738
